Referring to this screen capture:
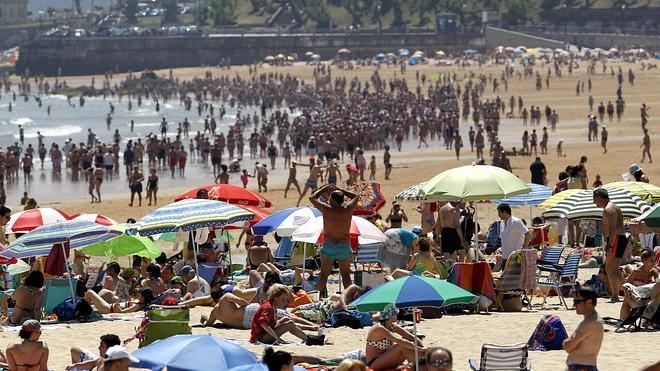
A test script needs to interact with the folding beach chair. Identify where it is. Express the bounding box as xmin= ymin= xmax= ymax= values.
xmin=537 ymin=246 xmax=564 ymax=268
xmin=43 ymin=278 xmax=79 ymax=315
xmin=141 ymin=305 xmax=191 ymax=347
xmin=535 ymin=251 xmax=582 ymax=309
xmin=469 ymin=343 xmax=531 ymax=371
xmin=353 ymin=242 xmax=384 ymax=288
xmin=603 ymin=282 xmax=660 ymax=332
xmin=273 ymin=237 xmax=317 ymax=268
